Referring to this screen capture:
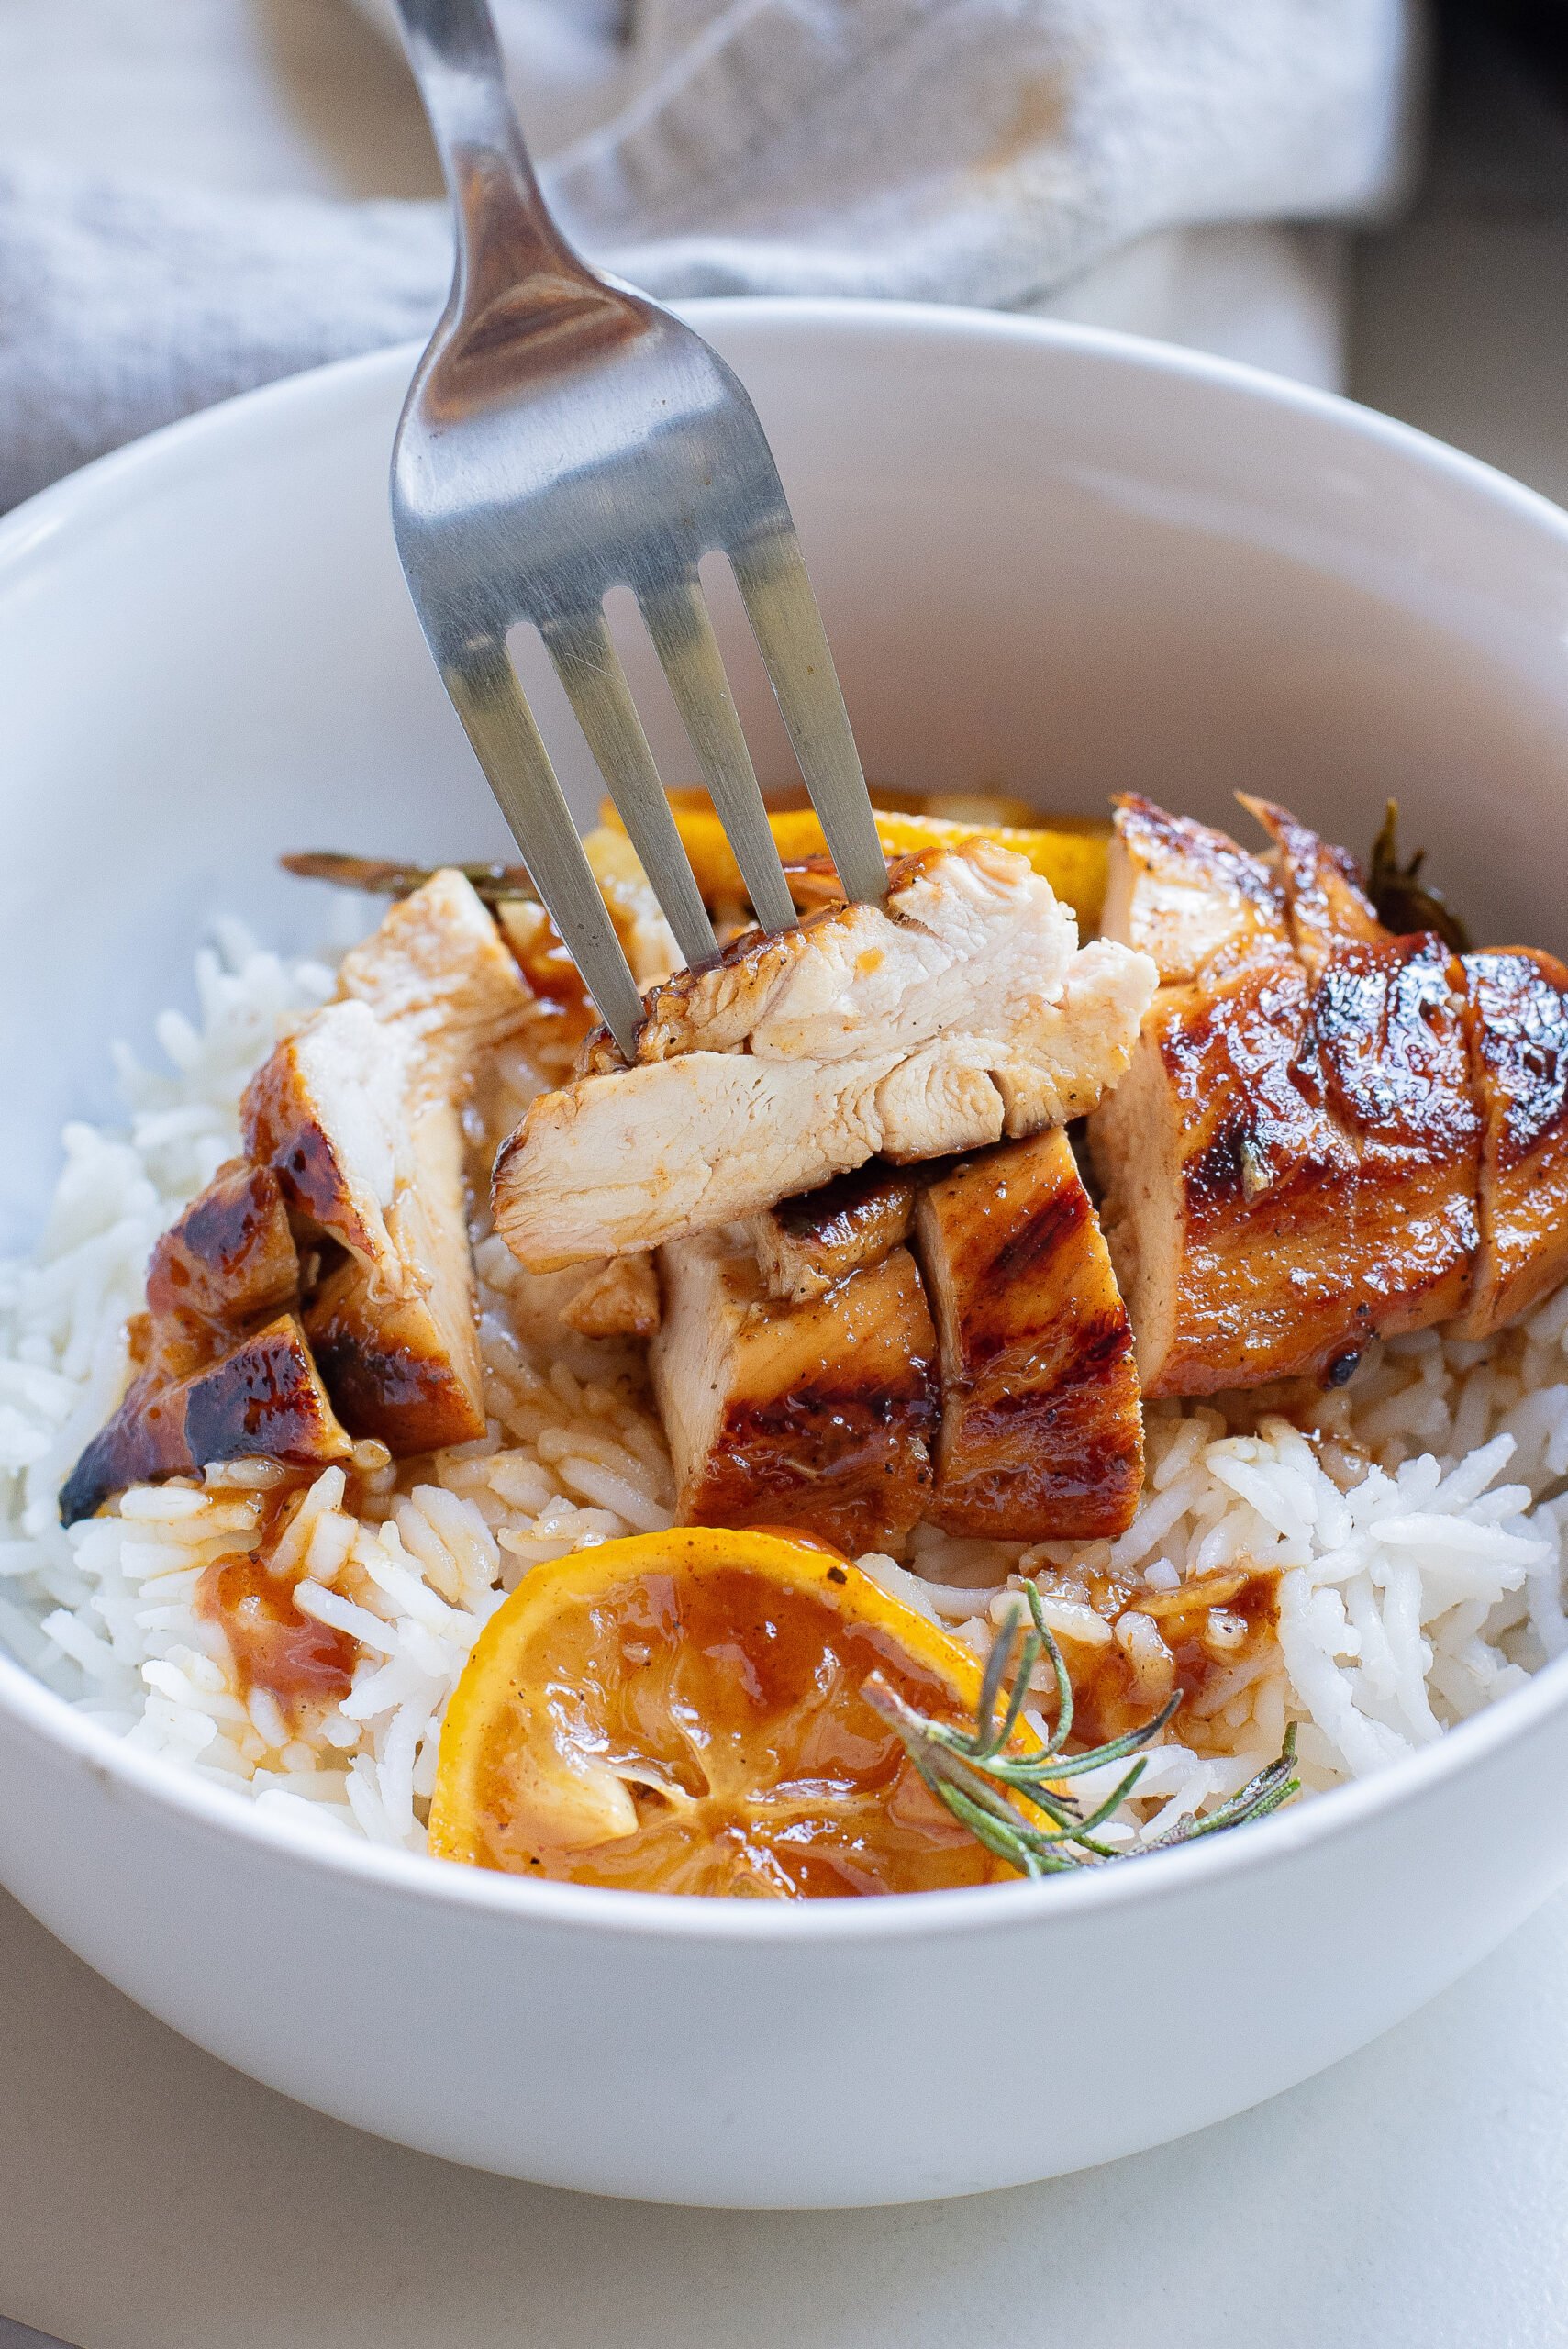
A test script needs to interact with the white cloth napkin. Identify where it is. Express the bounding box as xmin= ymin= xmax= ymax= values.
xmin=0 ymin=0 xmax=1421 ymax=512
